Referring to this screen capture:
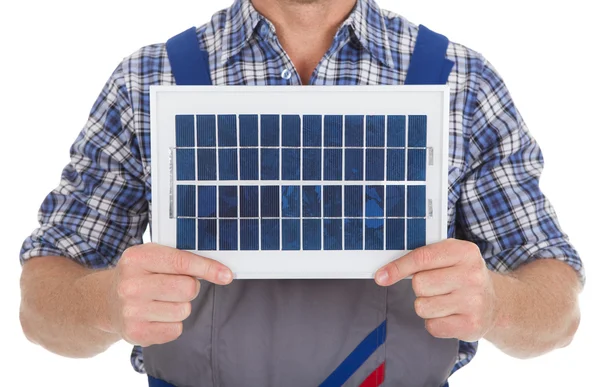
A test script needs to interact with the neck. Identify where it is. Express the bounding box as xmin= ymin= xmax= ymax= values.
xmin=251 ymin=0 xmax=356 ymax=35
xmin=251 ymin=0 xmax=357 ymax=84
